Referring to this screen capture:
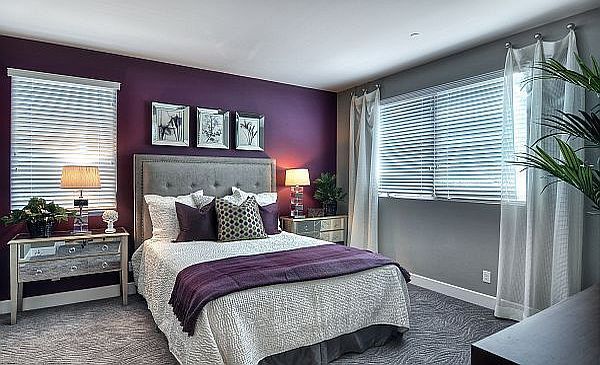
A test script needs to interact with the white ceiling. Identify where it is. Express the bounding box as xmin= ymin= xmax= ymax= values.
xmin=0 ymin=0 xmax=598 ymax=91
